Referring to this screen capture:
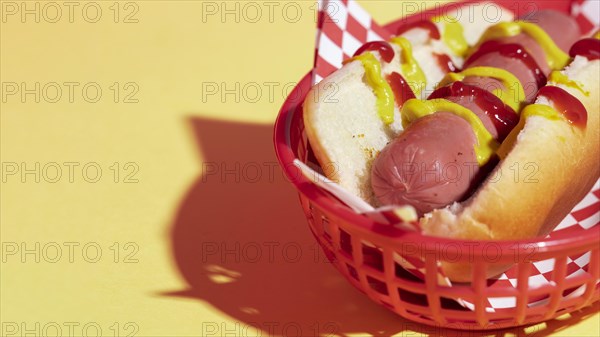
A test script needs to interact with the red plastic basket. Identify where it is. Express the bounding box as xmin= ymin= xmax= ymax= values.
xmin=273 ymin=2 xmax=600 ymax=329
